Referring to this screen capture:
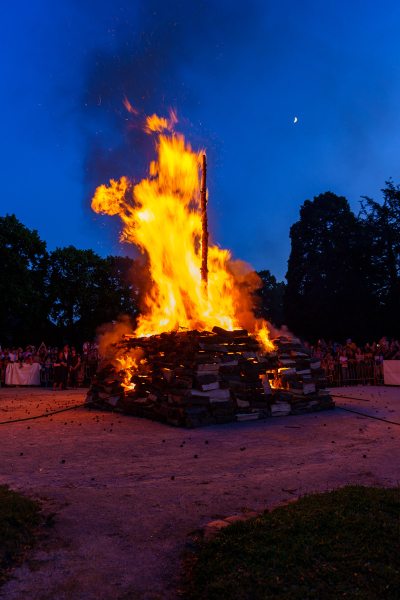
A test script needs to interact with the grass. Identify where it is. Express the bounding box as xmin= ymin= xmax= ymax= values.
xmin=0 ymin=485 xmax=42 ymax=586
xmin=185 ymin=486 xmax=400 ymax=599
